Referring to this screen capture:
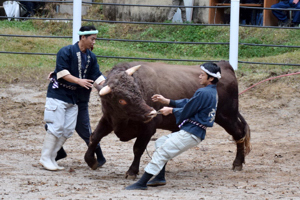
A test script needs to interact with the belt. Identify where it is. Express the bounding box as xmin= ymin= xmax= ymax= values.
xmin=179 ymin=119 xmax=207 ymax=130
xmin=59 ymin=83 xmax=77 ymax=90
